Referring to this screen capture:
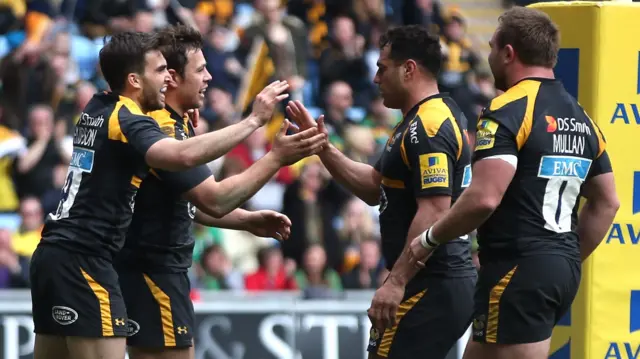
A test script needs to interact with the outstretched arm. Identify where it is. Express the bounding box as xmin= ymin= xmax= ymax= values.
xmin=286 ymin=100 xmax=381 ymax=205
xmin=185 ymin=120 xmax=327 ymax=217
xmin=195 ymin=209 xmax=292 ymax=241
xmin=145 ymin=81 xmax=290 ymax=171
